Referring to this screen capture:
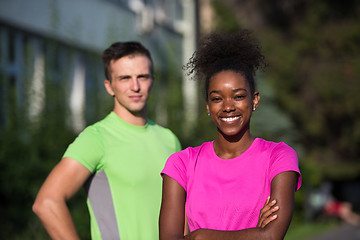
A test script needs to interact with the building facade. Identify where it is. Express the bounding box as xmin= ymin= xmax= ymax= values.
xmin=0 ymin=0 xmax=197 ymax=133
